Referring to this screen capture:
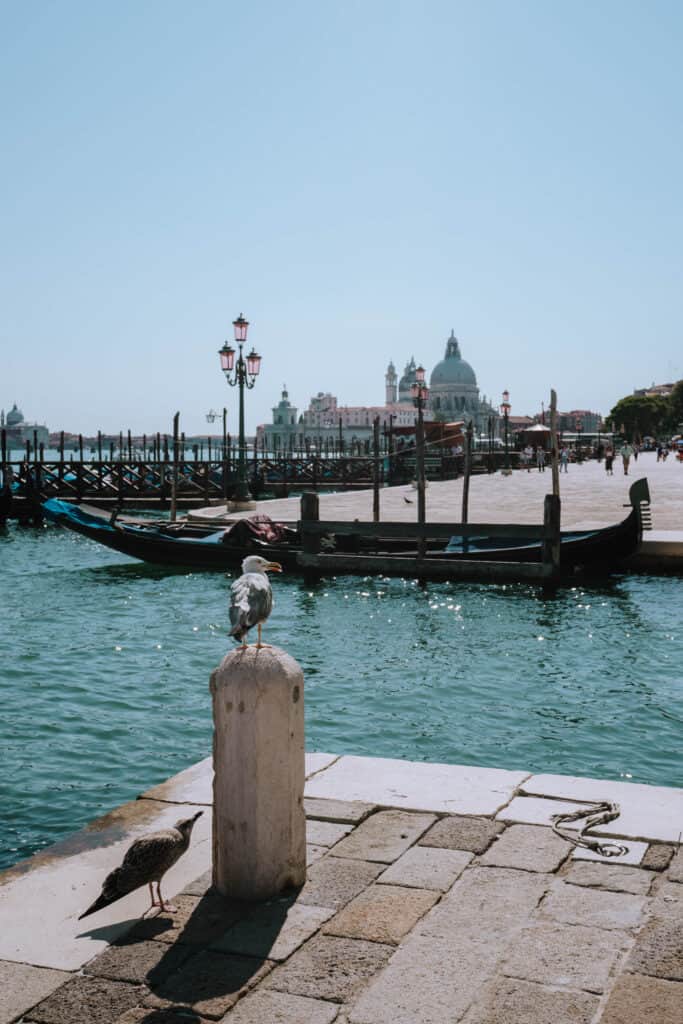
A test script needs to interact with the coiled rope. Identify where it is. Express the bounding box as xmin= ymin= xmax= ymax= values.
xmin=551 ymin=801 xmax=629 ymax=858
